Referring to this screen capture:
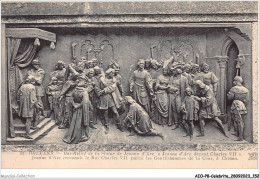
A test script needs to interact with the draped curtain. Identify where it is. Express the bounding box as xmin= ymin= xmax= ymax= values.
xmin=6 ymin=37 xmax=38 ymax=137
